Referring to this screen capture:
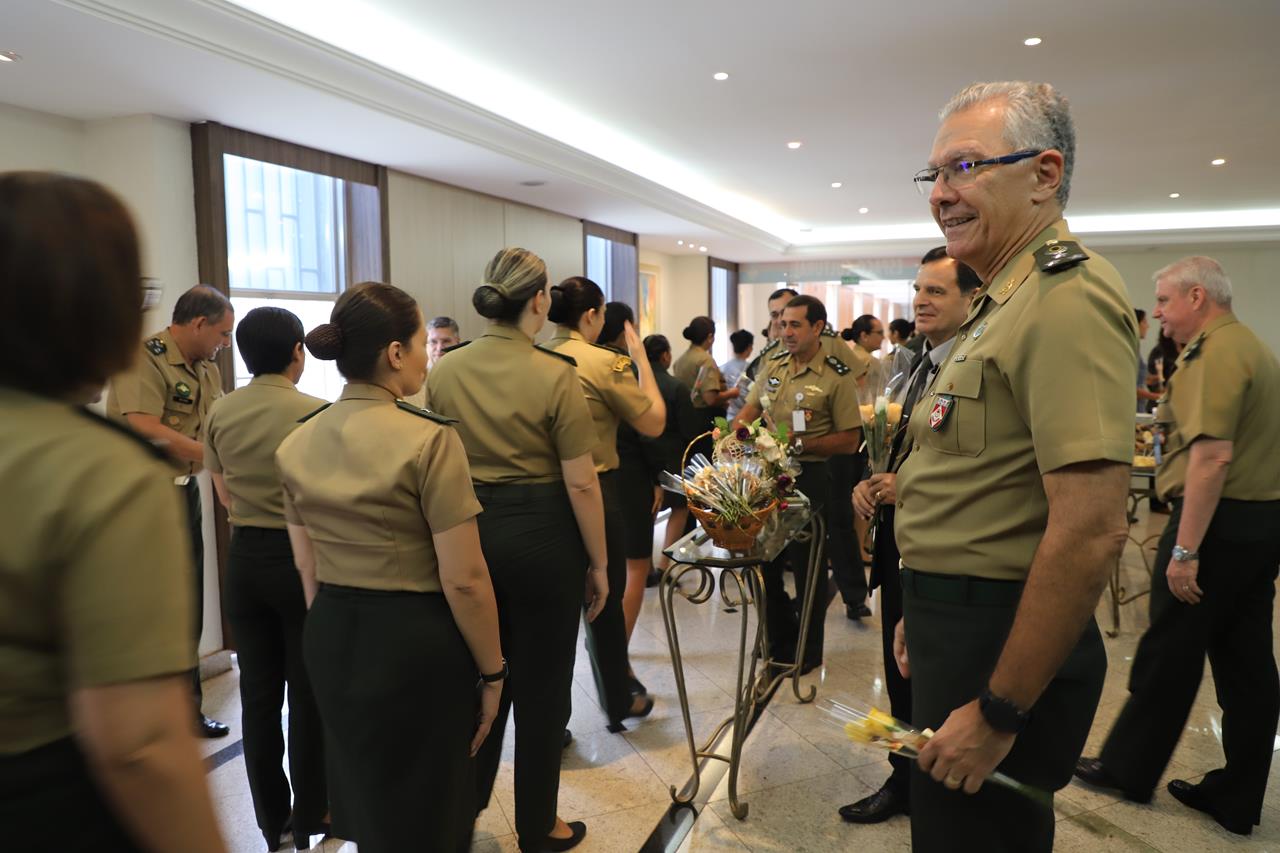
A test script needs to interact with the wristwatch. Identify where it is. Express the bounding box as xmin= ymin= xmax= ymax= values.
xmin=479 ymin=658 xmax=508 ymax=684
xmin=978 ymin=688 xmax=1029 ymax=734
xmin=792 ymin=436 xmax=804 ymax=455
xmin=1171 ymin=545 xmax=1199 ymax=562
